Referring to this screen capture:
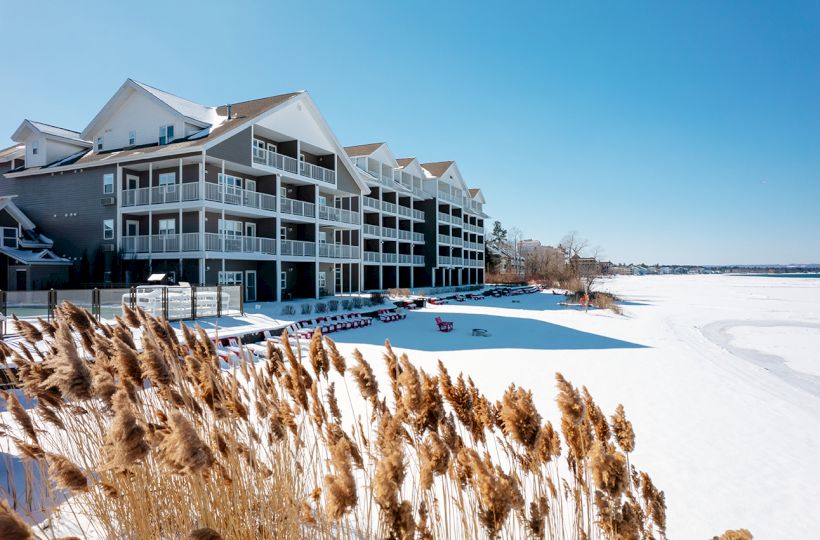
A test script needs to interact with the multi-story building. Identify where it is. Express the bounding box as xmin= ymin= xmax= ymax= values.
xmin=1 ymin=79 xmax=488 ymax=299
